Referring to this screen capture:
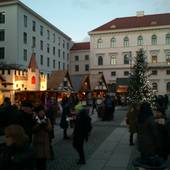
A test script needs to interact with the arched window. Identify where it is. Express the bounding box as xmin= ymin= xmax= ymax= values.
xmin=137 ymin=36 xmax=143 ymax=46
xmin=152 ymin=82 xmax=158 ymax=91
xmin=111 ymin=37 xmax=116 ymax=48
xmin=31 ymin=76 xmax=36 ymax=84
xmin=151 ymin=35 xmax=157 ymax=45
xmin=123 ymin=37 xmax=129 ymax=47
xmin=98 ymin=56 xmax=103 ymax=65
xmin=167 ymin=82 xmax=170 ymax=92
xmin=166 ymin=34 xmax=170 ymax=44
xmin=97 ymin=39 xmax=102 ymax=48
